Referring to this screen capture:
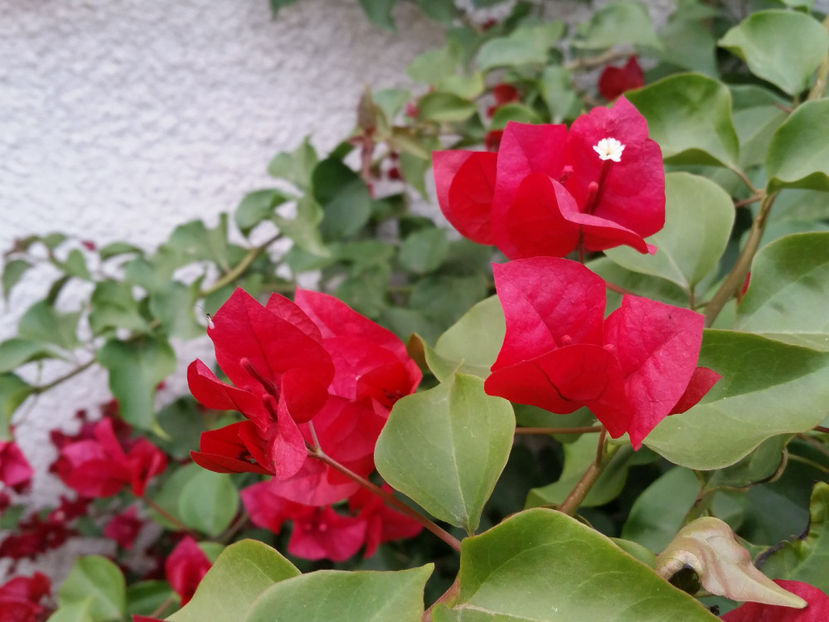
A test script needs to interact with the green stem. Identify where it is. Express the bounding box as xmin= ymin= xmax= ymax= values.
xmin=565 ymin=48 xmax=630 ymax=71
xmin=515 ymin=425 xmax=602 ymax=435
xmin=200 ymin=232 xmax=282 ymax=298
xmin=31 ymin=358 xmax=96 ymax=394
xmin=309 ymin=449 xmax=461 ymax=552
xmin=558 ymin=427 xmax=616 ymax=516
xmin=726 ymin=164 xmax=760 ymax=195
xmin=423 ymin=578 xmax=460 ymax=622
xmin=704 ymin=192 xmax=777 ymax=327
